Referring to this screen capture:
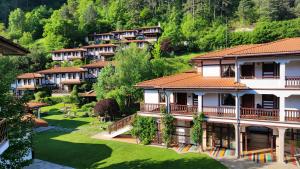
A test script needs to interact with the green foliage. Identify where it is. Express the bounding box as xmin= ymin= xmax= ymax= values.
xmin=161 ymin=109 xmax=175 ymax=147
xmin=237 ymin=0 xmax=256 ymax=24
xmin=70 ymin=85 xmax=80 ymax=106
xmin=131 ymin=115 xmax=157 ymax=145
xmin=191 ymin=113 xmax=205 ymax=145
